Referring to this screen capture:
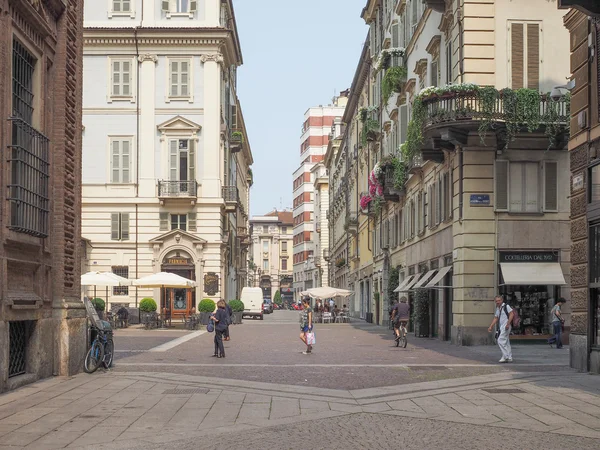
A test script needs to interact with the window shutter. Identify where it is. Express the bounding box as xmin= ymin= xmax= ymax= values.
xmin=113 ymin=1 xmax=121 ymax=13
xmin=162 ymin=1 xmax=169 ymax=11
xmin=511 ymin=23 xmax=524 ymax=89
xmin=190 ymin=1 xmax=197 ymax=12
xmin=527 ymin=23 xmax=540 ymax=90
xmin=431 ymin=60 xmax=439 ymax=87
xmin=496 ymin=161 xmax=509 ymax=211
xmin=399 ymin=105 xmax=408 ymax=147
xmin=111 ymin=140 xmax=120 ymax=183
xmin=111 ymin=213 xmax=120 ymax=240
xmin=427 ymin=185 xmax=432 ymax=228
xmin=122 ymin=140 xmax=130 ymax=183
xmin=121 ymin=213 xmax=130 ymax=240
xmin=446 ymin=41 xmax=453 ymax=84
xmin=436 ymin=180 xmax=442 ymax=225
xmin=231 ymin=104 xmax=238 ymax=129
xmin=122 ymin=61 xmax=130 ymax=96
xmin=123 ymin=1 xmax=131 ymax=13
xmin=412 ymin=0 xmax=418 ymax=28
xmin=170 ymin=61 xmax=178 ymax=96
xmin=180 ymin=61 xmax=189 ymax=97
xmin=188 ymin=213 xmax=197 ymax=232
xmin=159 ymin=212 xmax=169 ymax=231
xmin=169 ymin=140 xmax=178 ymax=181
xmin=525 ymin=162 xmax=539 ymax=213
xmin=449 ymin=168 xmax=454 ymax=218
xmin=112 ymin=61 xmax=120 ymax=96
xmin=544 ymin=161 xmax=558 ymax=212
xmin=188 ymin=140 xmax=195 ymax=181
